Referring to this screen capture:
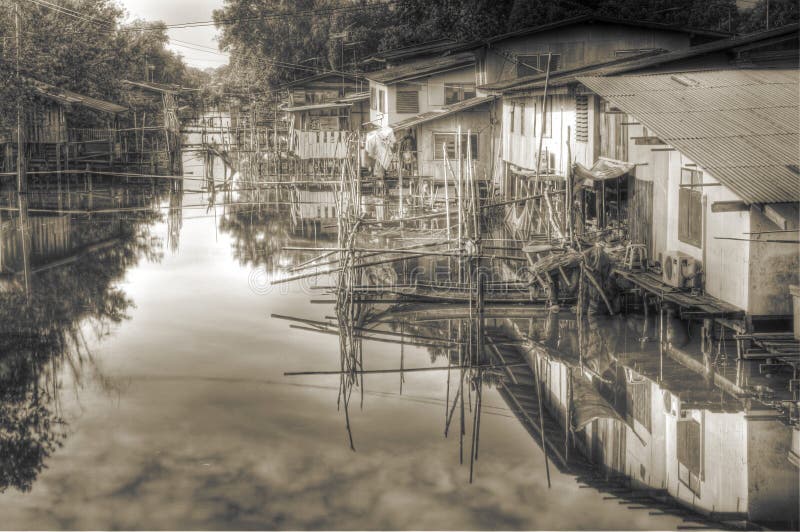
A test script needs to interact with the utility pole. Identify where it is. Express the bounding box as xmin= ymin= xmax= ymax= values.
xmin=15 ymin=0 xmax=26 ymax=195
